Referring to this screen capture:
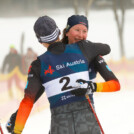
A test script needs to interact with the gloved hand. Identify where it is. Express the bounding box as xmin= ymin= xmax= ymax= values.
xmin=6 ymin=111 xmax=17 ymax=133
xmin=71 ymin=79 xmax=97 ymax=96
